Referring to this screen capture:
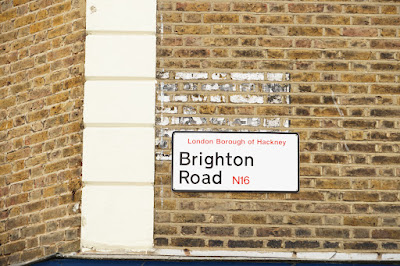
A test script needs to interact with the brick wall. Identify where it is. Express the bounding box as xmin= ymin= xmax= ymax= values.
xmin=1 ymin=0 xmax=400 ymax=263
xmin=0 ymin=0 xmax=85 ymax=264
xmin=155 ymin=0 xmax=400 ymax=252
